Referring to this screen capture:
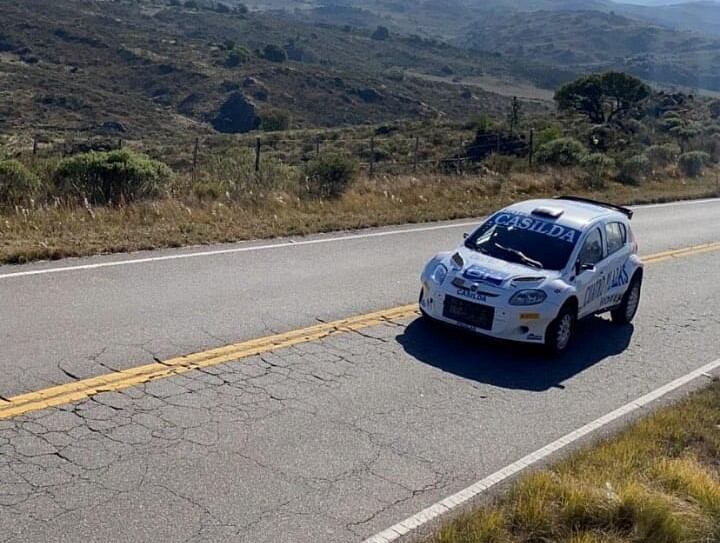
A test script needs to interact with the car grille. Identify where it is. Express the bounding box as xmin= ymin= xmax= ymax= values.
xmin=443 ymin=295 xmax=495 ymax=331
